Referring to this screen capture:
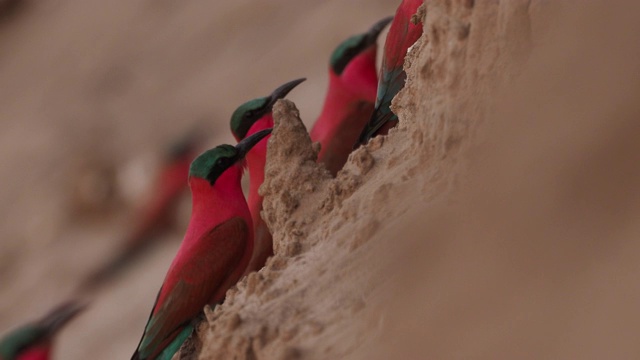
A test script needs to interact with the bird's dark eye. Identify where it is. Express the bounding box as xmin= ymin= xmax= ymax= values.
xmin=216 ymin=158 xmax=226 ymax=167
